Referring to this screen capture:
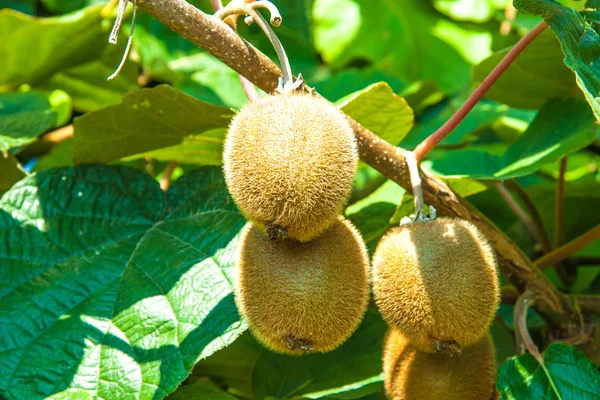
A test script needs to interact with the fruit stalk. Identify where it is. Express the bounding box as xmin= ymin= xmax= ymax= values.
xmin=132 ymin=0 xmax=582 ymax=333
